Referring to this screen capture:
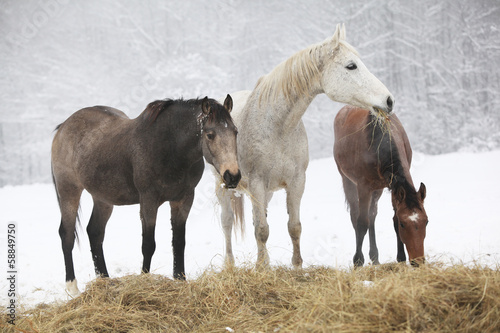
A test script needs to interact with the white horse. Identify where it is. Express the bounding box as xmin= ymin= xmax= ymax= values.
xmin=216 ymin=24 xmax=394 ymax=268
